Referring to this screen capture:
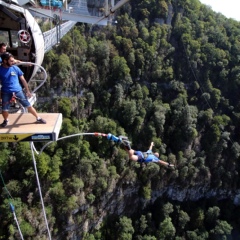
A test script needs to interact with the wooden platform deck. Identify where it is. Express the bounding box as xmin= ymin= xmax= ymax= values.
xmin=0 ymin=113 xmax=62 ymax=142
